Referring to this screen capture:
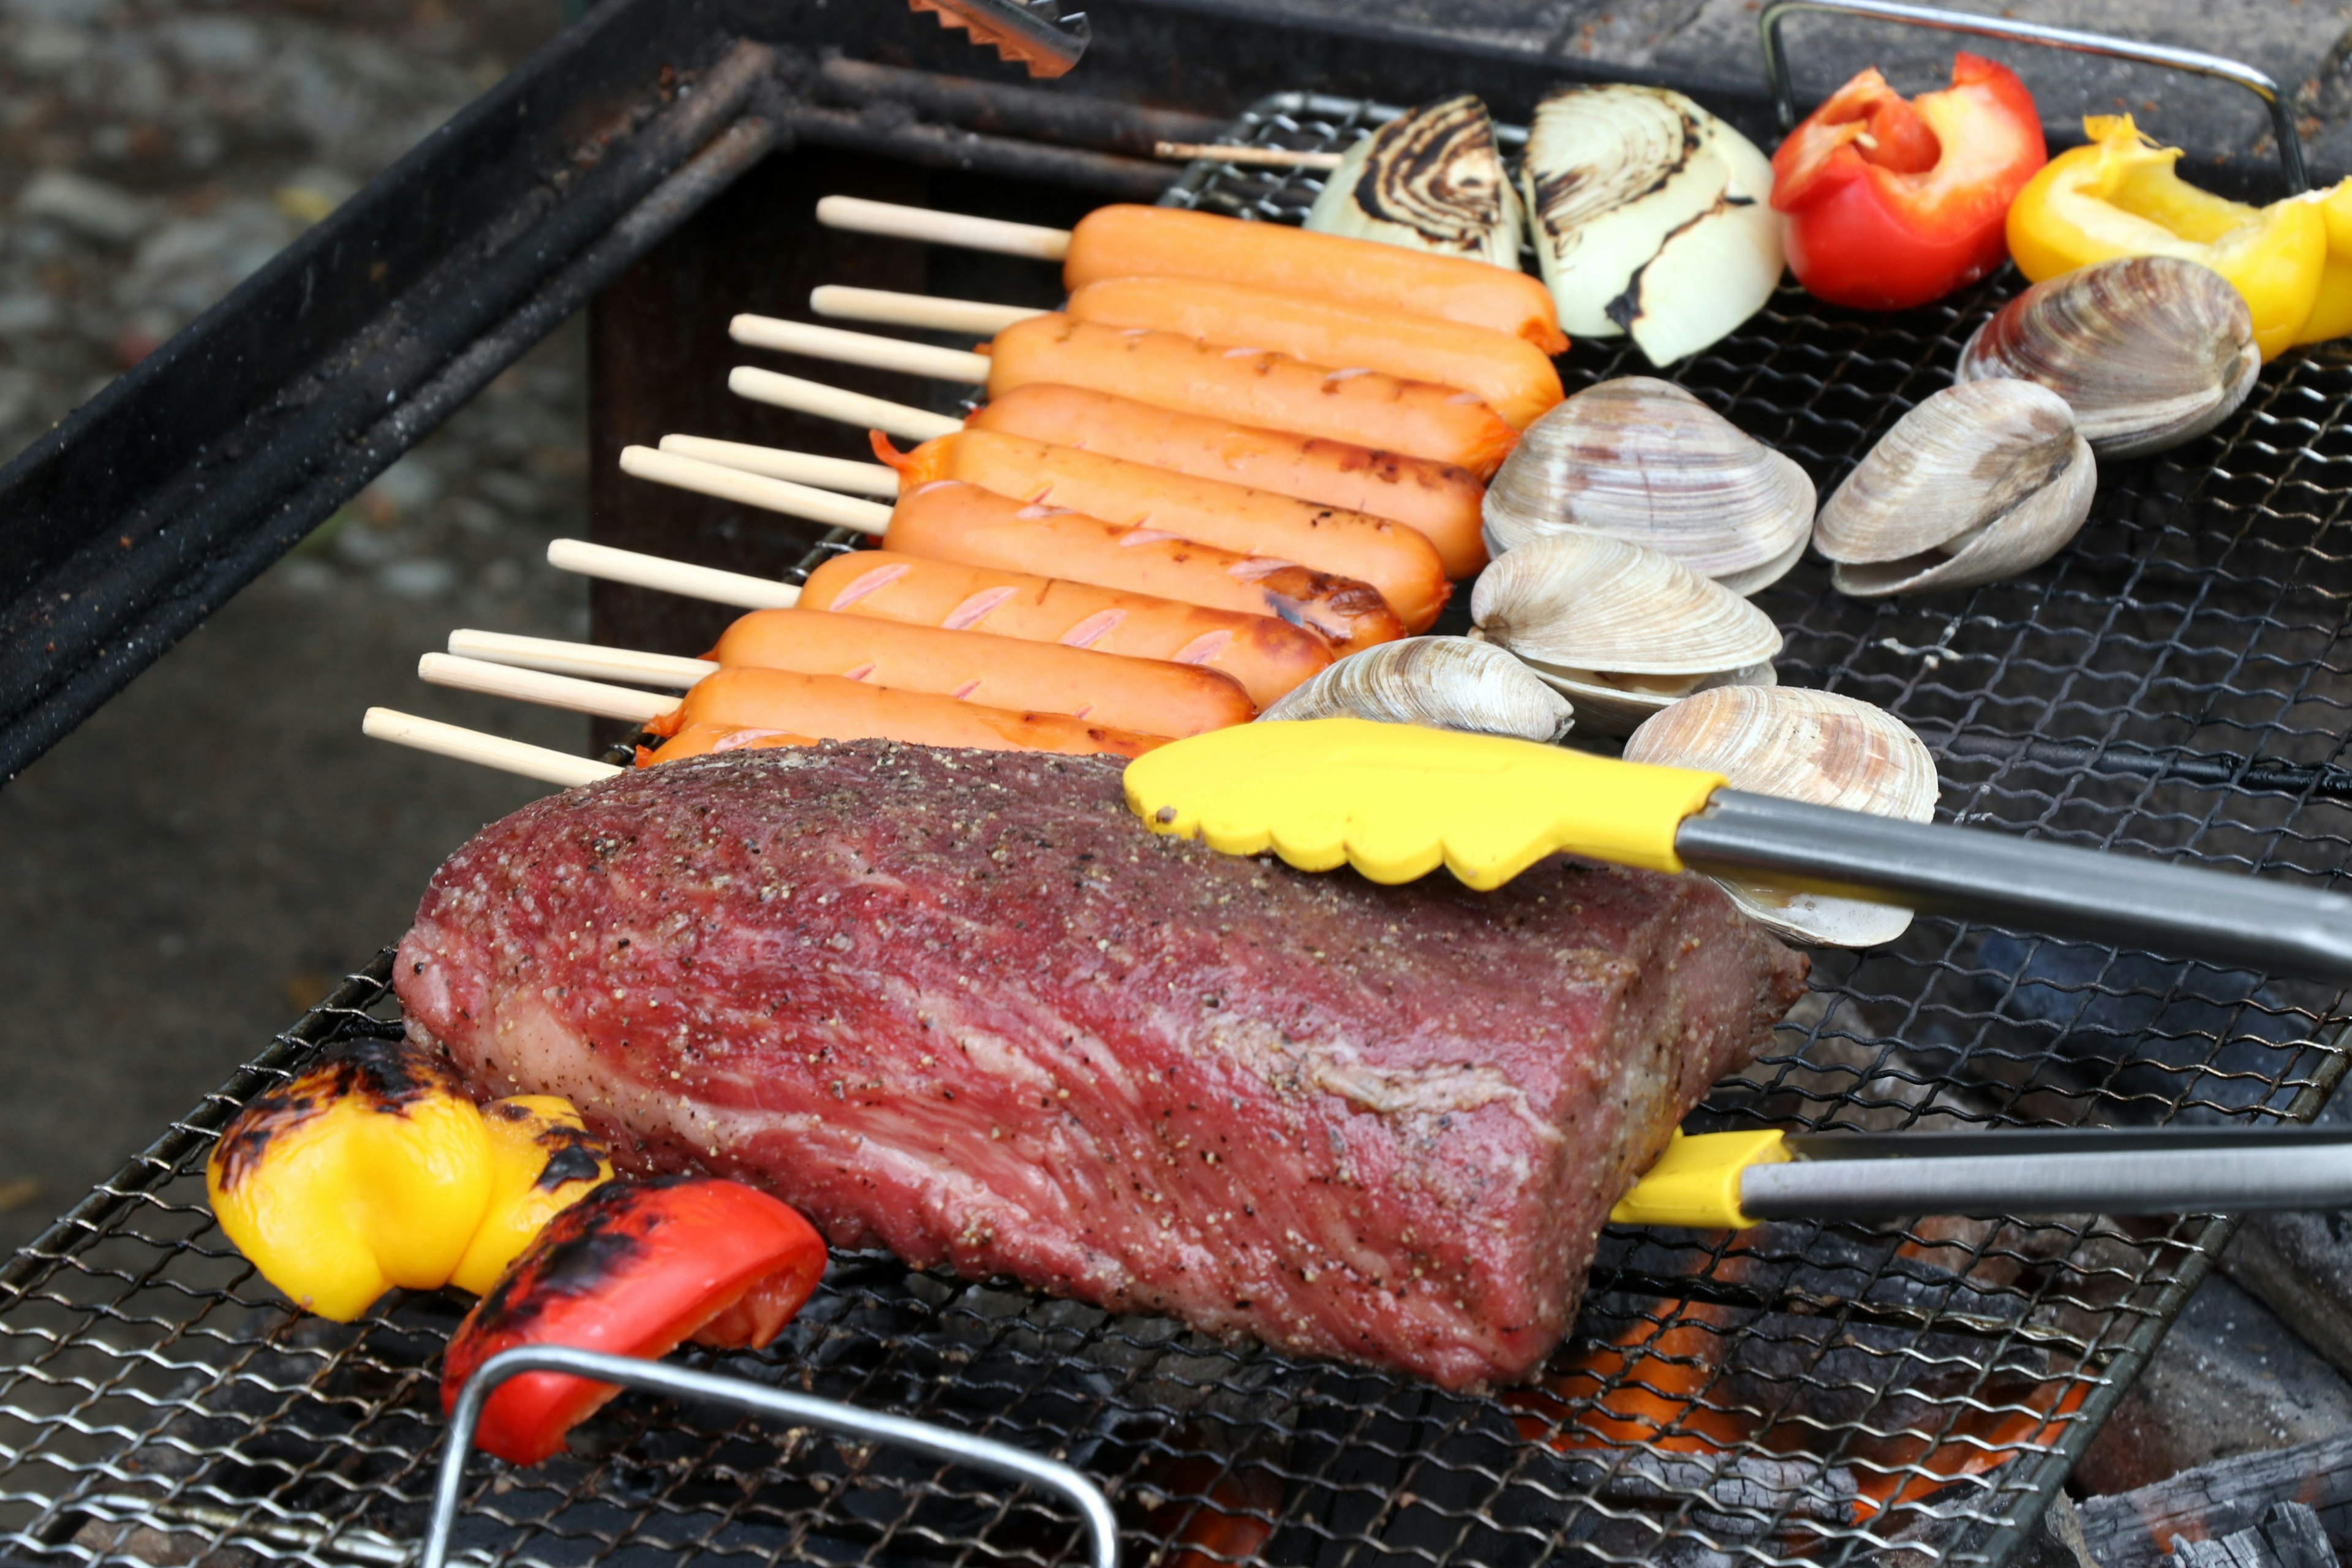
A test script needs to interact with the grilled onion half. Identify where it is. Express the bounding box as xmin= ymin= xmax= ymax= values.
xmin=1306 ymin=94 xmax=1525 ymax=269
xmin=1521 ymin=85 xmax=1785 ymax=366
